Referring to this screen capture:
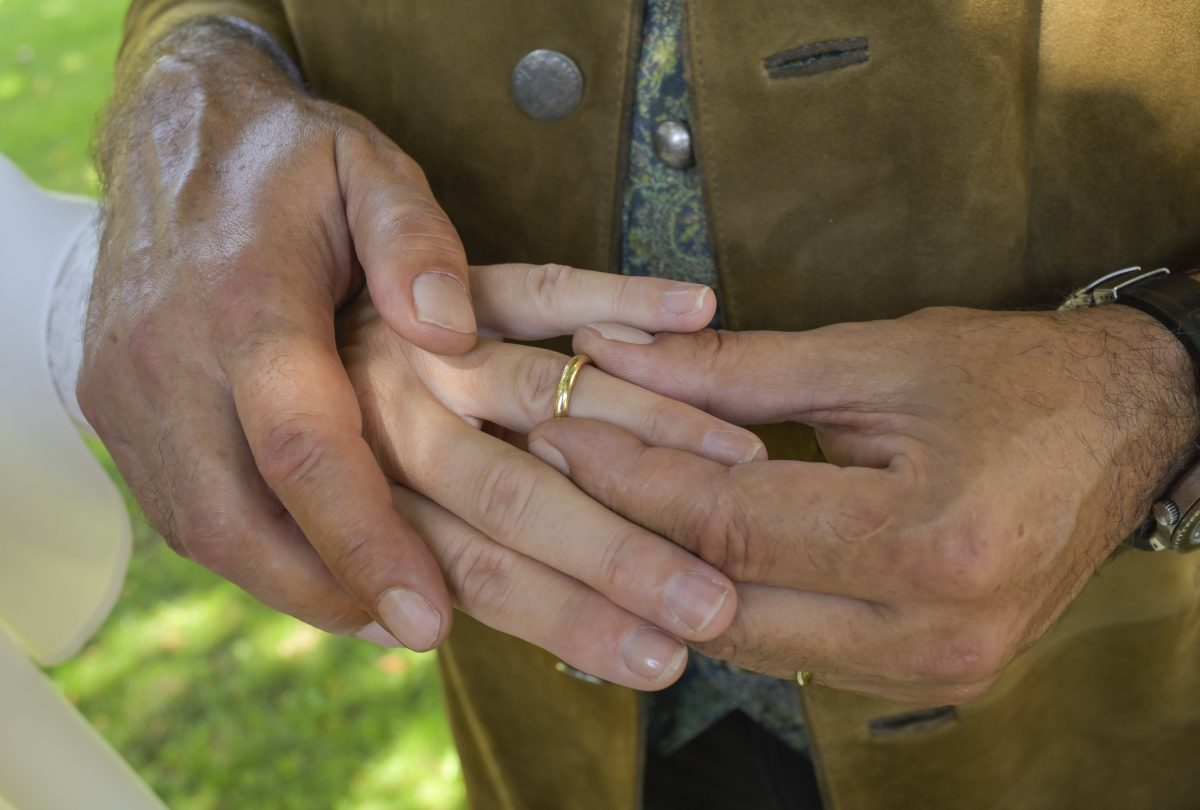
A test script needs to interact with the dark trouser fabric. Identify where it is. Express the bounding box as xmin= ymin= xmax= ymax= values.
xmin=642 ymin=711 xmax=823 ymax=810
